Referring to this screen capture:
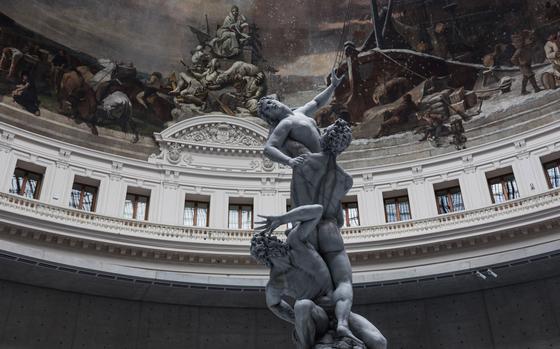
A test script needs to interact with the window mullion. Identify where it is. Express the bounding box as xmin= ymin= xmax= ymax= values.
xmin=79 ymin=187 xmax=85 ymax=210
xmin=21 ymin=175 xmax=28 ymax=196
xmin=238 ymin=206 xmax=242 ymax=229
xmin=193 ymin=202 xmax=198 ymax=226
xmin=133 ymin=196 xmax=138 ymax=219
